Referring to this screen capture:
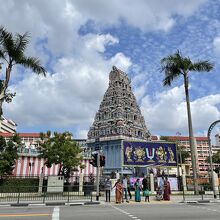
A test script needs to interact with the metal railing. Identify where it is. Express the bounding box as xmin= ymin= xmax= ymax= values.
xmin=0 ymin=185 xmax=94 ymax=204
